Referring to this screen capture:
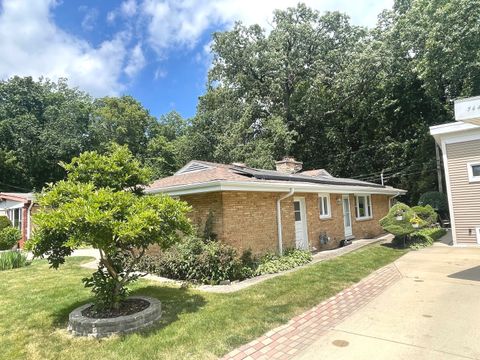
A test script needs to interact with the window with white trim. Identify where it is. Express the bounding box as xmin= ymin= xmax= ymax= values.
xmin=355 ymin=195 xmax=372 ymax=219
xmin=467 ymin=162 xmax=480 ymax=182
xmin=318 ymin=194 xmax=331 ymax=219
xmin=476 ymin=227 xmax=480 ymax=245
xmin=7 ymin=208 xmax=22 ymax=230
